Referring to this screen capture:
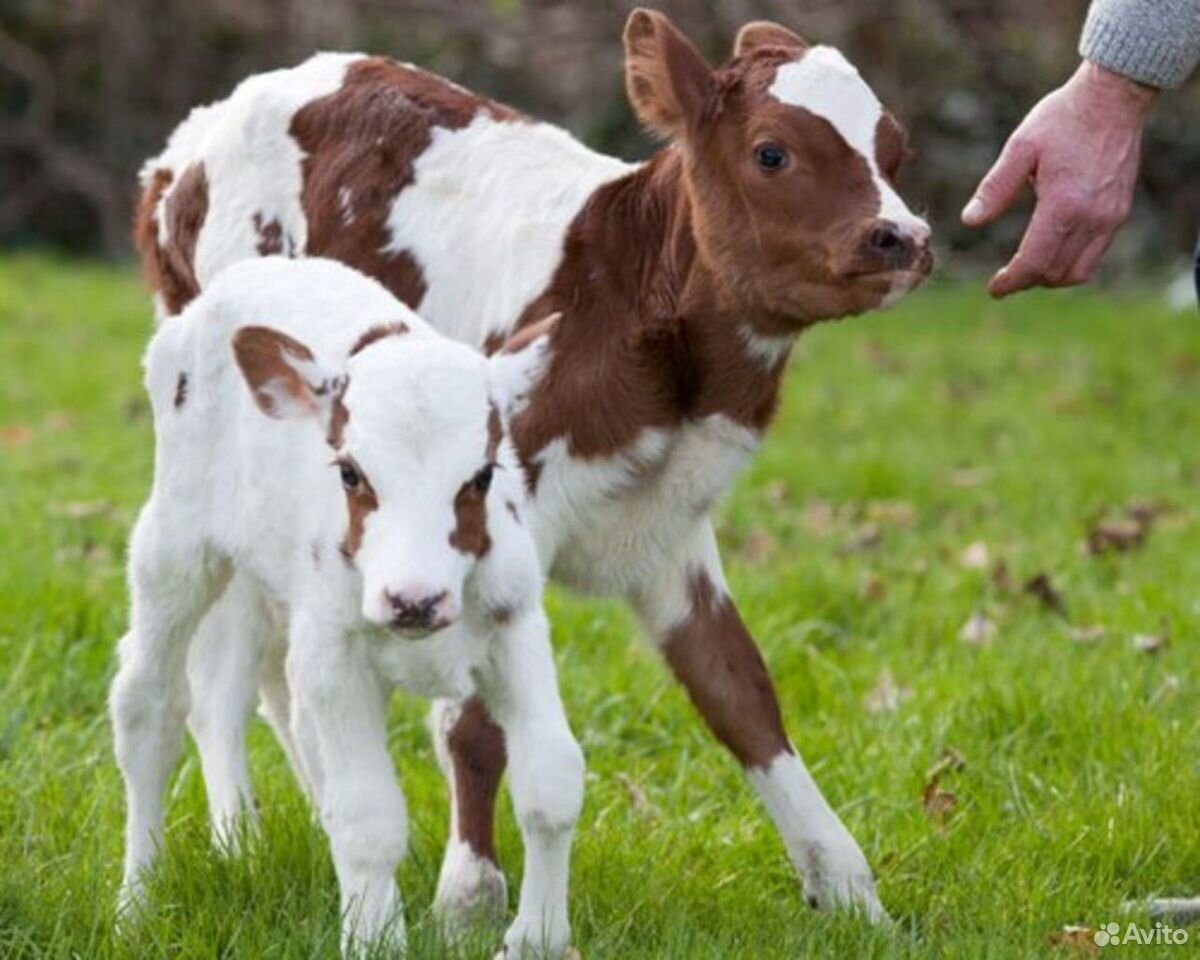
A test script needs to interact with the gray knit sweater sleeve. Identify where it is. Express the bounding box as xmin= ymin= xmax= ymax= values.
xmin=1080 ymin=0 xmax=1200 ymax=88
